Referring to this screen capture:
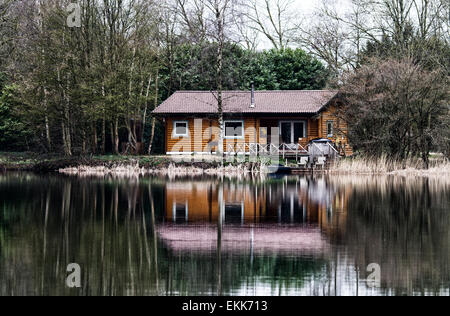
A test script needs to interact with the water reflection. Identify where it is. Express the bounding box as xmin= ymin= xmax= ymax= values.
xmin=0 ymin=173 xmax=448 ymax=296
